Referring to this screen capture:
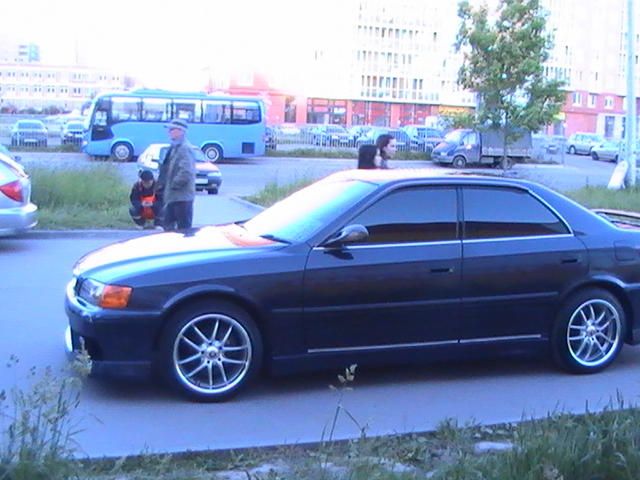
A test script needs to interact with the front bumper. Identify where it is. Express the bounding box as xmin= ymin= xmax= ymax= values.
xmin=65 ymin=280 xmax=163 ymax=379
xmin=195 ymin=173 xmax=222 ymax=190
xmin=0 ymin=202 xmax=38 ymax=237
